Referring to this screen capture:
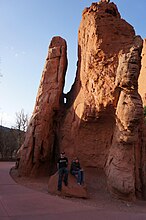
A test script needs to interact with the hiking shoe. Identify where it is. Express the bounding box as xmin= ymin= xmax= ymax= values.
xmin=77 ymin=182 xmax=81 ymax=186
